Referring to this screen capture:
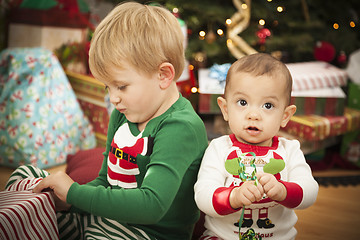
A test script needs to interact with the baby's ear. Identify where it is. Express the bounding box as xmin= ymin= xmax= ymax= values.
xmin=158 ymin=62 xmax=175 ymax=89
xmin=281 ymin=105 xmax=296 ymax=128
xmin=217 ymin=96 xmax=229 ymax=121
